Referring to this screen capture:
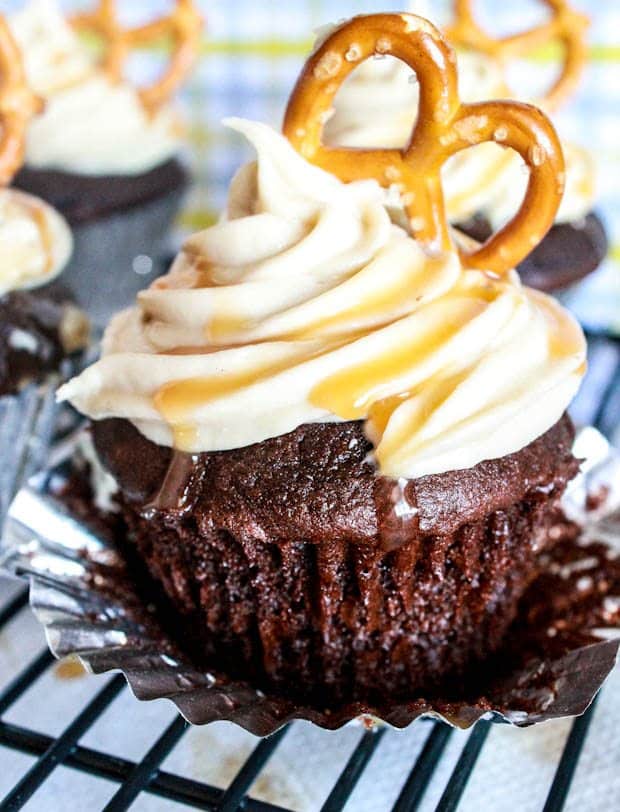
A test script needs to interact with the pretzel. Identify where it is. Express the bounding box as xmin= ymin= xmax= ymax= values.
xmin=445 ymin=0 xmax=589 ymax=111
xmin=71 ymin=0 xmax=203 ymax=115
xmin=283 ymin=13 xmax=565 ymax=277
xmin=0 ymin=17 xmax=42 ymax=186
